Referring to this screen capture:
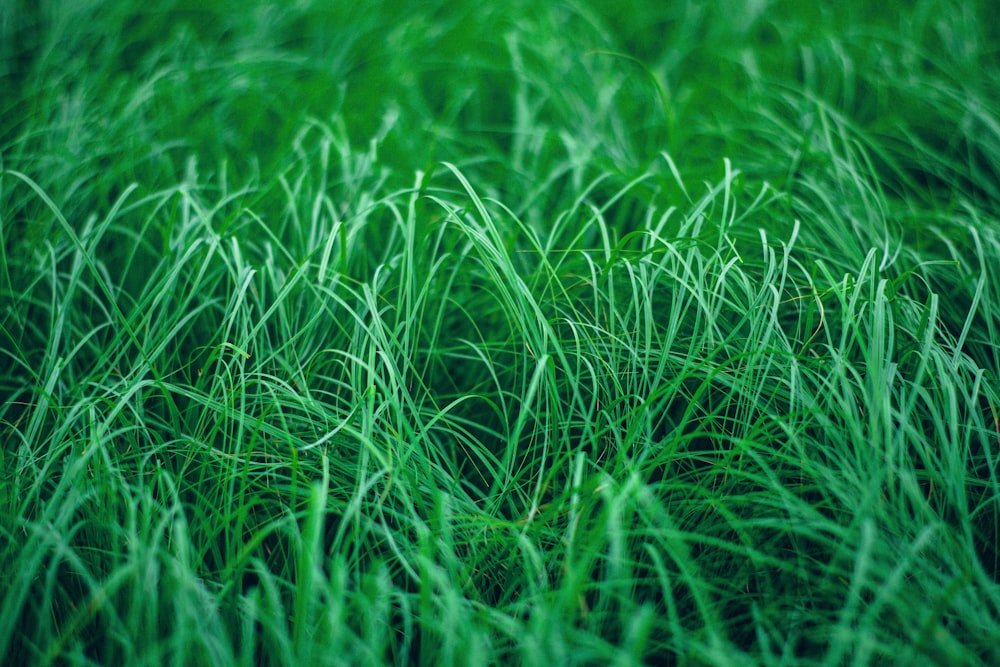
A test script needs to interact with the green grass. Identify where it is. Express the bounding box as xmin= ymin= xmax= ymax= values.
xmin=2 ymin=0 xmax=999 ymax=664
